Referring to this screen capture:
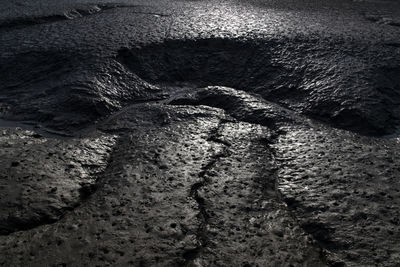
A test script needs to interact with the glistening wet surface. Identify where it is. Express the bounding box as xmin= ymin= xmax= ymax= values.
xmin=1 ymin=0 xmax=400 ymax=266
